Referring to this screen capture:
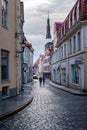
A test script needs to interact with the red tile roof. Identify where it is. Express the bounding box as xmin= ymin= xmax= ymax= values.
xmin=55 ymin=22 xmax=62 ymax=32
